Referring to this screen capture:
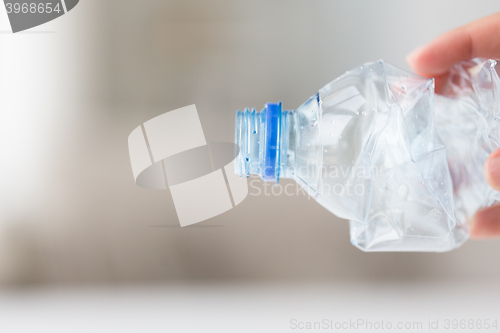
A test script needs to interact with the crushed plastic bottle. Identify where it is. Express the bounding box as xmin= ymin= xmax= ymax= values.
xmin=234 ymin=58 xmax=500 ymax=252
